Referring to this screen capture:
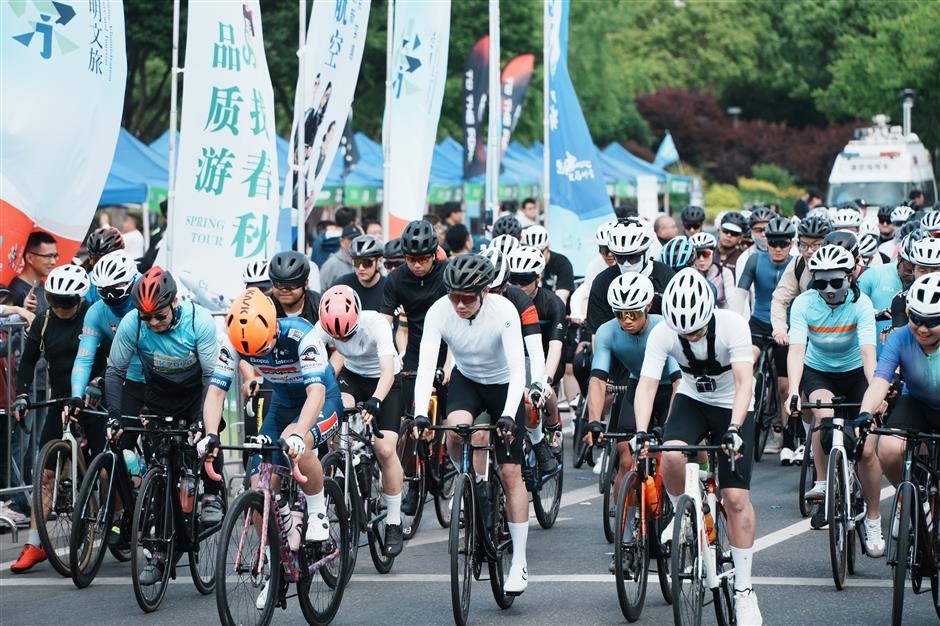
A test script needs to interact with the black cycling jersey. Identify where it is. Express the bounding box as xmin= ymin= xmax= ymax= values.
xmin=16 ymin=301 xmax=106 ymax=398
xmin=543 ymin=251 xmax=575 ymax=295
xmin=531 ymin=287 xmax=566 ymax=354
xmin=501 ymin=284 xmax=541 ymax=338
xmin=380 ymin=260 xmax=448 ymax=369
xmin=273 ymin=288 xmax=321 ymax=325
xmin=585 ymin=261 xmax=675 ymax=337
xmin=334 ymin=272 xmax=385 ymax=312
